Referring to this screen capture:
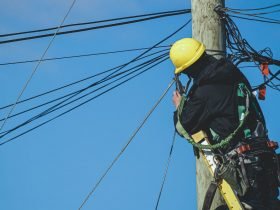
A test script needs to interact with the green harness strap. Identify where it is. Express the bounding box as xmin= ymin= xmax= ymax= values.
xmin=175 ymin=83 xmax=250 ymax=150
xmin=237 ymin=84 xmax=252 ymax=139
